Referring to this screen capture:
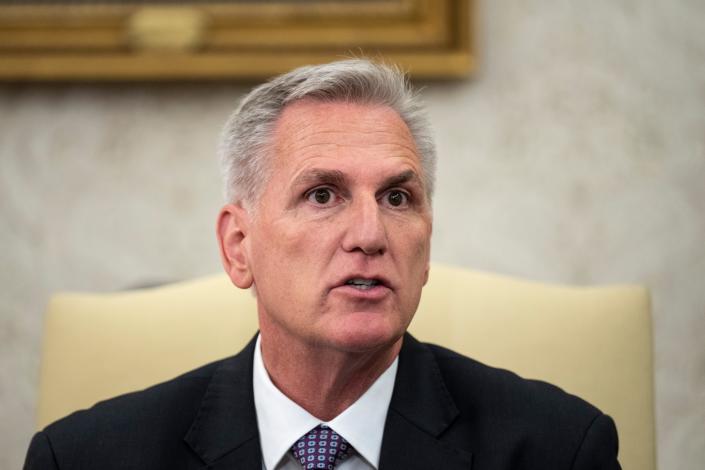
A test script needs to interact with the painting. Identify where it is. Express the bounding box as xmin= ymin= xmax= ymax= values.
xmin=0 ymin=0 xmax=473 ymax=81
